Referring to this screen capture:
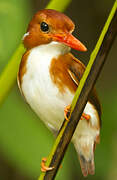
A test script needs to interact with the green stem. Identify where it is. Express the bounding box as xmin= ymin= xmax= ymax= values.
xmin=46 ymin=0 xmax=71 ymax=12
xmin=0 ymin=0 xmax=71 ymax=105
xmin=38 ymin=1 xmax=117 ymax=180
xmin=0 ymin=44 xmax=25 ymax=104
